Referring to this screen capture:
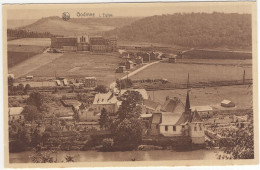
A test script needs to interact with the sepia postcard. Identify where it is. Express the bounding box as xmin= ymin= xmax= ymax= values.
xmin=2 ymin=1 xmax=258 ymax=168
